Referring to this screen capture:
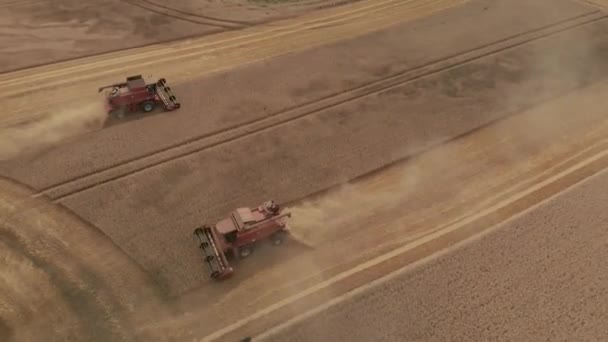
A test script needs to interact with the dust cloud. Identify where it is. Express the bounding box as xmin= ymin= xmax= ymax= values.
xmin=285 ymin=160 xmax=425 ymax=248
xmin=0 ymin=101 xmax=107 ymax=160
